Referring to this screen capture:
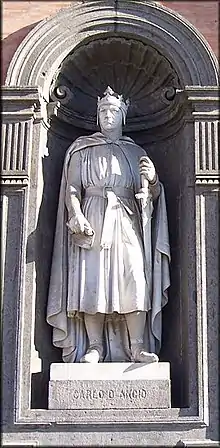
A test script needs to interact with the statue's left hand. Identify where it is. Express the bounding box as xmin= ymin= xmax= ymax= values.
xmin=139 ymin=156 xmax=157 ymax=183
